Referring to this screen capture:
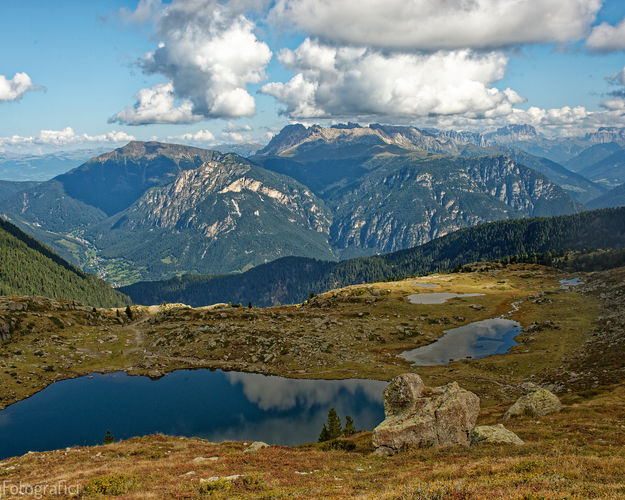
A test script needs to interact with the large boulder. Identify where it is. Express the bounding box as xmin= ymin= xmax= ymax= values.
xmin=504 ymin=389 xmax=562 ymax=419
xmin=470 ymin=424 xmax=524 ymax=446
xmin=372 ymin=374 xmax=480 ymax=455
